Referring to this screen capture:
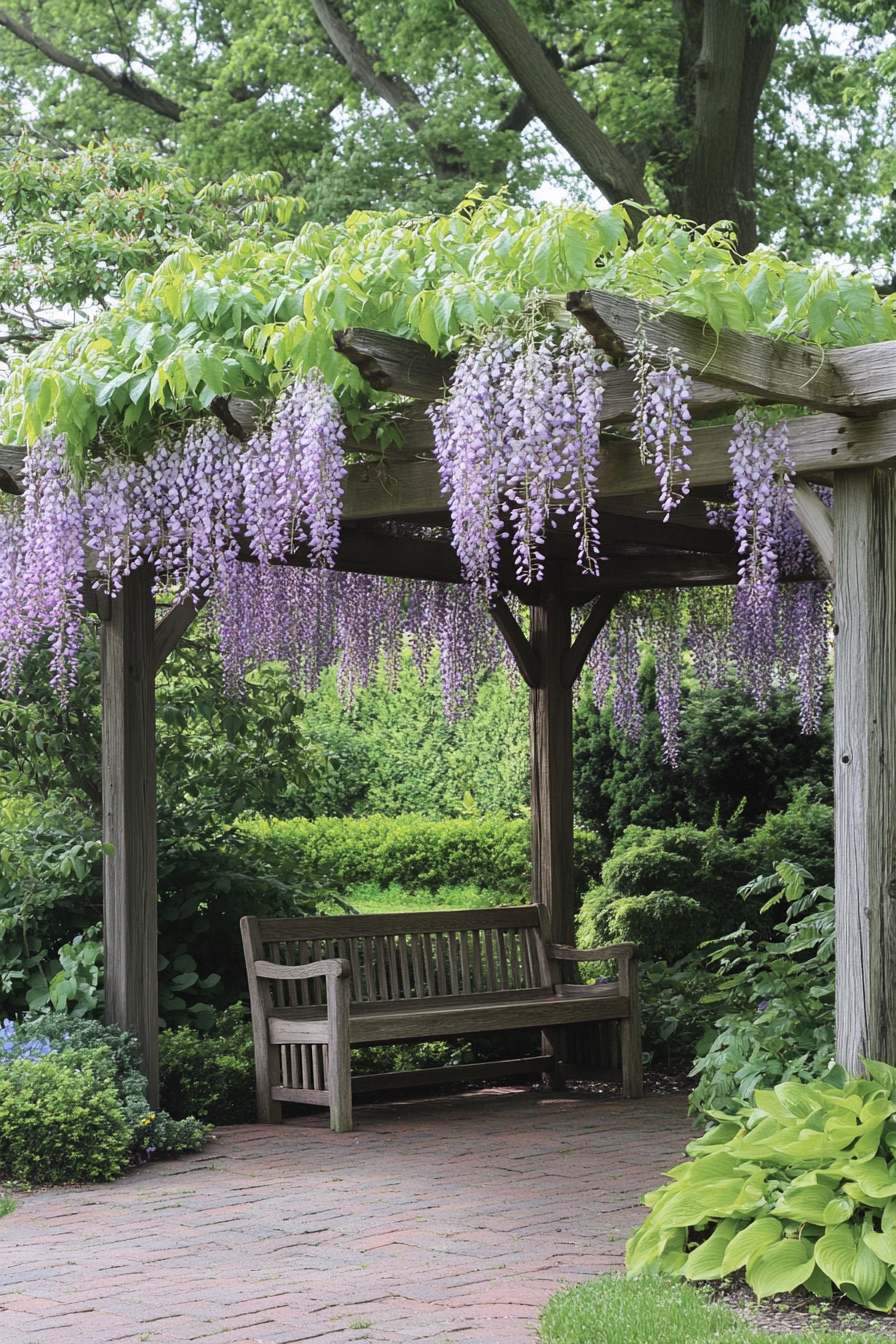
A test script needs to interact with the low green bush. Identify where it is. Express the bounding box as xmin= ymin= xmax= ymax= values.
xmin=1 ymin=1016 xmax=208 ymax=1181
xmin=0 ymin=1049 xmax=130 ymax=1184
xmin=159 ymin=1005 xmax=256 ymax=1125
xmin=540 ymin=1273 xmax=877 ymax=1343
xmin=627 ymin=1063 xmax=896 ymax=1313
xmin=577 ymin=792 xmax=833 ymax=964
xmin=241 ymin=812 xmax=604 ymax=903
